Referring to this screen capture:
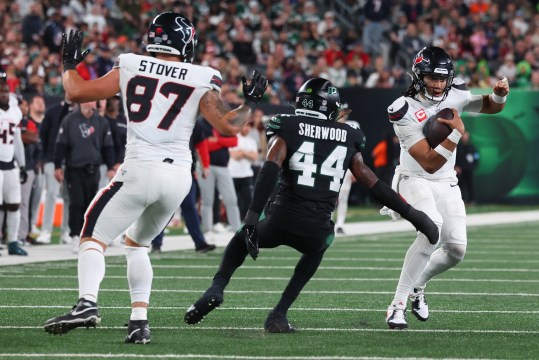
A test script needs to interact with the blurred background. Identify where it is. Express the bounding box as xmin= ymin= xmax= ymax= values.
xmin=3 ymin=0 xmax=539 ymax=204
